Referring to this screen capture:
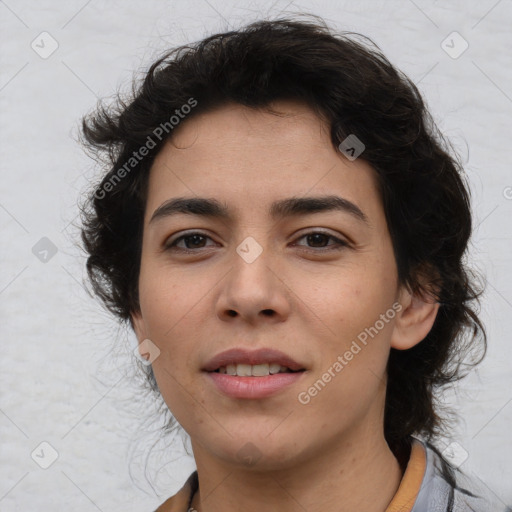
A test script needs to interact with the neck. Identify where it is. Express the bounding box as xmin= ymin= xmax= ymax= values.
xmin=190 ymin=427 xmax=404 ymax=512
